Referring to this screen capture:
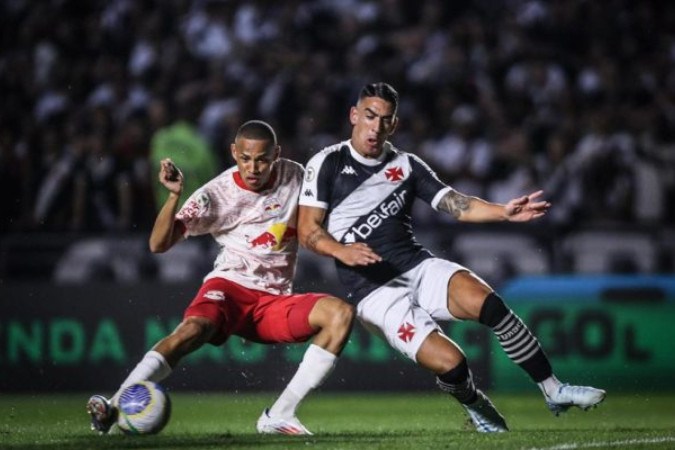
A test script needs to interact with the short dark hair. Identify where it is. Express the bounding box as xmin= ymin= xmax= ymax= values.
xmin=236 ymin=120 xmax=277 ymax=145
xmin=359 ymin=82 xmax=399 ymax=115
